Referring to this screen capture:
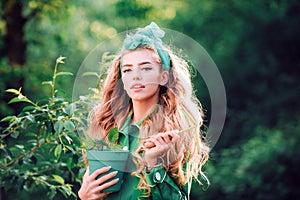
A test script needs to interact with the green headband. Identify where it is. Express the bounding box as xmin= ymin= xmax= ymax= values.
xmin=121 ymin=22 xmax=170 ymax=72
